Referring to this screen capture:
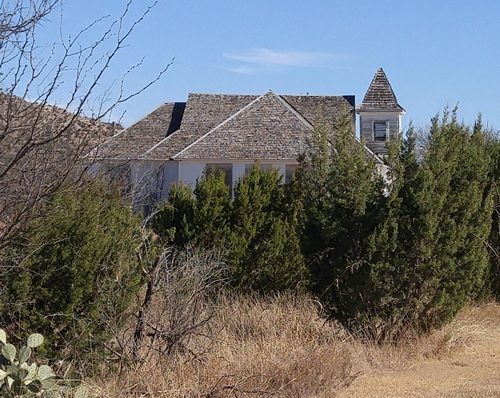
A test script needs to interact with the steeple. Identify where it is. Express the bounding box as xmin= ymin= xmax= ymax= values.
xmin=357 ymin=68 xmax=405 ymax=157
